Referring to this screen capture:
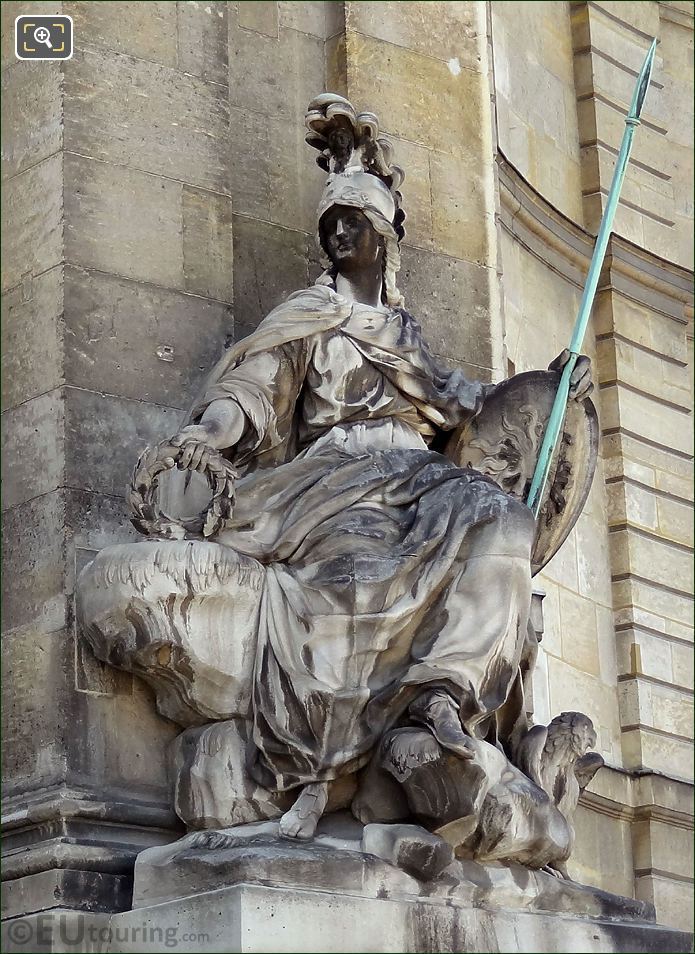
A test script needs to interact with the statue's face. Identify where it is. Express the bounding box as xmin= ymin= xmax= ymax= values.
xmin=321 ymin=205 xmax=382 ymax=274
